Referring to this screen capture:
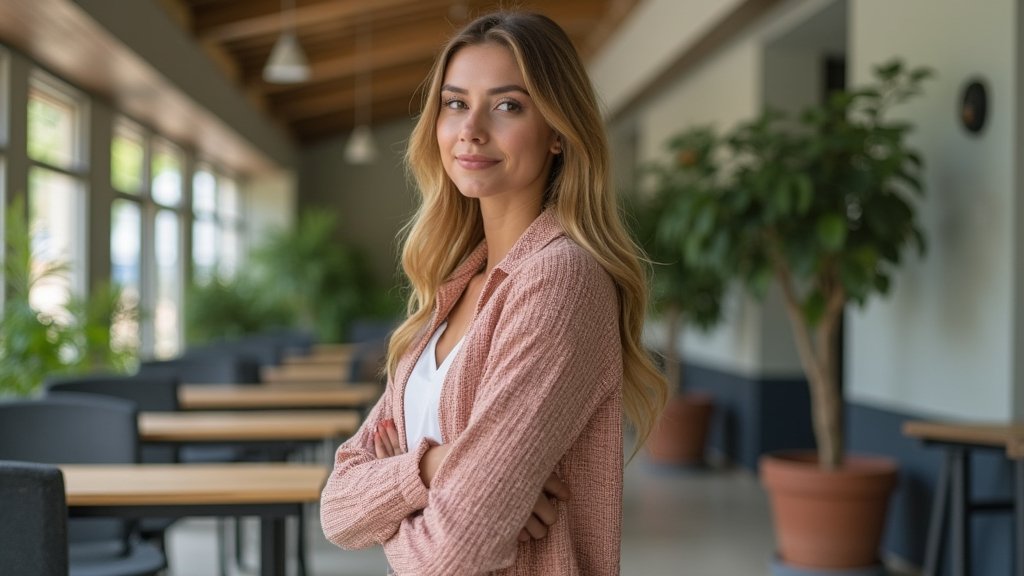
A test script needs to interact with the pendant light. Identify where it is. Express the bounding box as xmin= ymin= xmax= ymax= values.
xmin=344 ymin=20 xmax=377 ymax=164
xmin=263 ymin=0 xmax=310 ymax=84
